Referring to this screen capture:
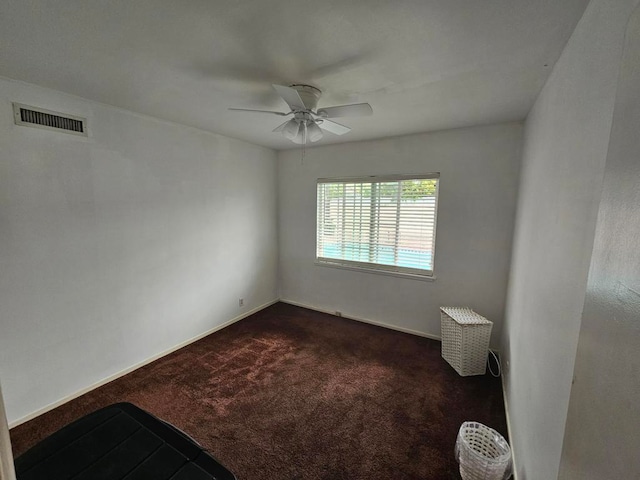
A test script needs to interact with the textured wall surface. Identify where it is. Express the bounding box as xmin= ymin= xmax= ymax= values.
xmin=0 ymin=78 xmax=278 ymax=424
xmin=501 ymin=0 xmax=640 ymax=478
xmin=559 ymin=5 xmax=640 ymax=478
xmin=279 ymin=123 xmax=522 ymax=346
